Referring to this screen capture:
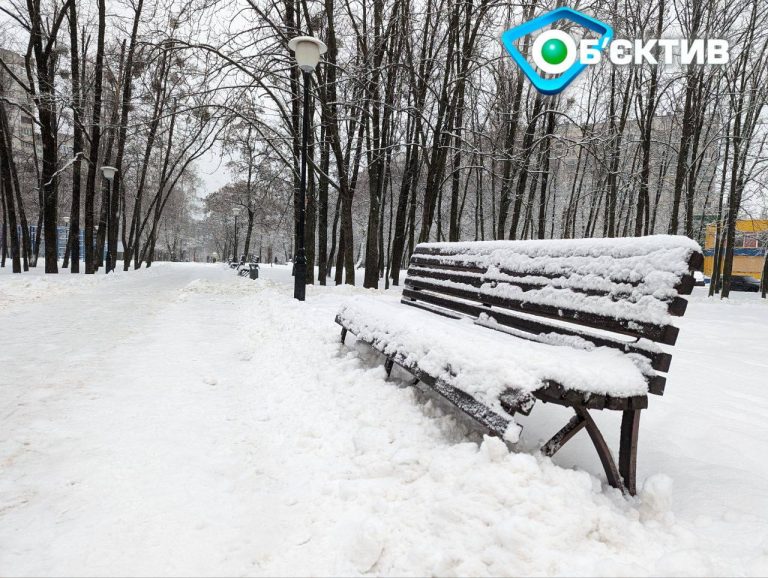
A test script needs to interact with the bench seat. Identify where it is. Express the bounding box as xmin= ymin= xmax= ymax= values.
xmin=339 ymin=294 xmax=650 ymax=417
